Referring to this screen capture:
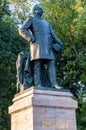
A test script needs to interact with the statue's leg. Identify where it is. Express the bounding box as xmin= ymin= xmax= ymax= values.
xmin=40 ymin=60 xmax=51 ymax=87
xmin=48 ymin=60 xmax=61 ymax=89
xmin=48 ymin=60 xmax=57 ymax=85
xmin=34 ymin=60 xmax=42 ymax=87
